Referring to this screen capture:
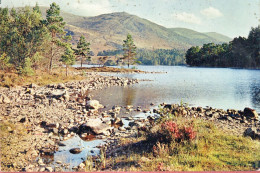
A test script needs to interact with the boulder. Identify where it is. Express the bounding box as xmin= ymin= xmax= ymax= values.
xmin=244 ymin=127 xmax=260 ymax=140
xmin=112 ymin=117 xmax=123 ymax=125
xmin=197 ymin=107 xmax=204 ymax=113
xmin=57 ymin=83 xmax=66 ymax=89
xmin=50 ymin=90 xmax=68 ymax=100
xmin=0 ymin=94 xmax=11 ymax=104
xmin=29 ymin=83 xmax=38 ymax=88
xmin=86 ymin=100 xmax=103 ymax=110
xmin=244 ymin=107 xmax=259 ymax=120
xmin=79 ymin=118 xmax=111 ymax=135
